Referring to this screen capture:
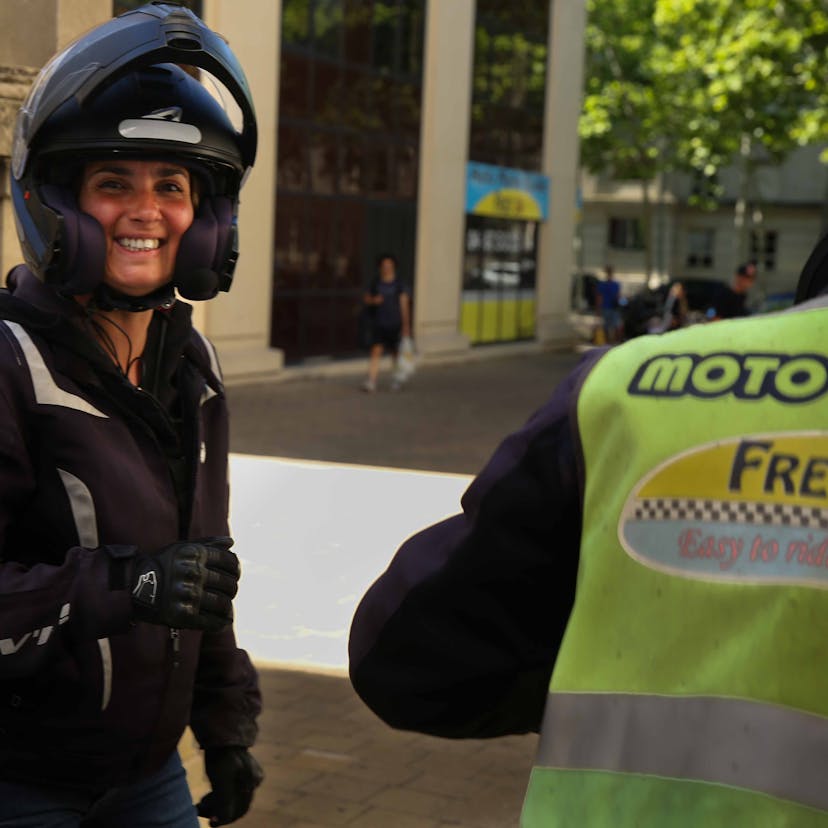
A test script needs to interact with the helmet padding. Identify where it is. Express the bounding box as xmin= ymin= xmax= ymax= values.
xmin=39 ymin=184 xmax=106 ymax=295
xmin=11 ymin=3 xmax=256 ymax=306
